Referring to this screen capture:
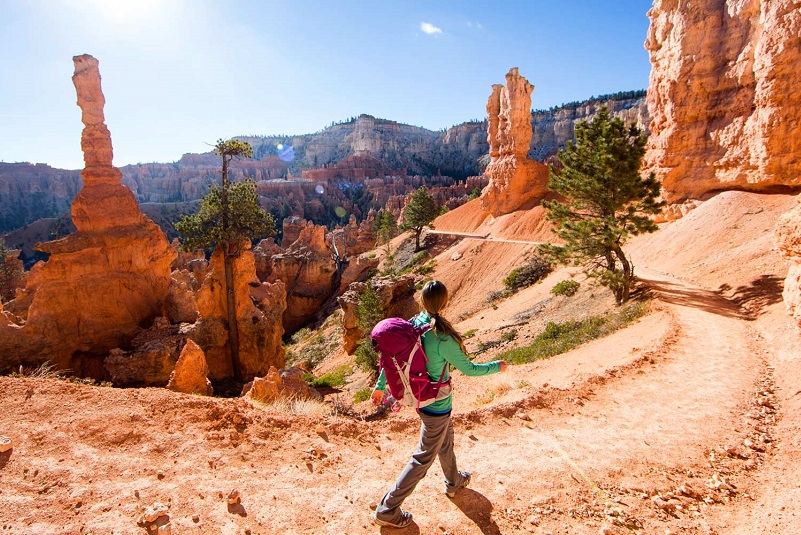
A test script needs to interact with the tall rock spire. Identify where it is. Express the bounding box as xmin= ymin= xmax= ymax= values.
xmin=0 ymin=55 xmax=176 ymax=376
xmin=480 ymin=68 xmax=549 ymax=216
